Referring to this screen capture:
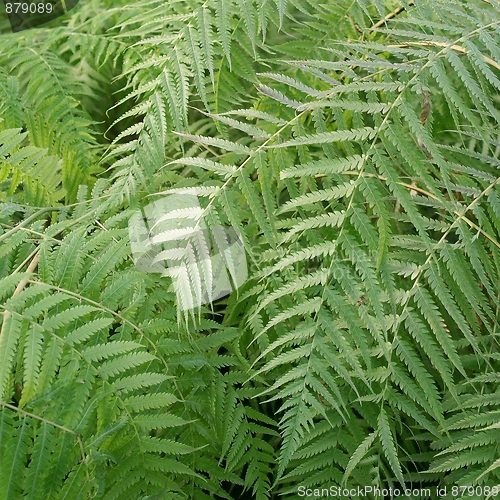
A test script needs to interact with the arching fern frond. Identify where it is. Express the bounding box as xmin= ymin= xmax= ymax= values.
xmin=1 ymin=0 xmax=500 ymax=497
